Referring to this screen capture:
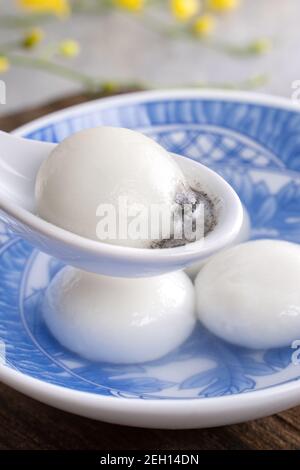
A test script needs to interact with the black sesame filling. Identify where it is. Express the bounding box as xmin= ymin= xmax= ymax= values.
xmin=151 ymin=186 xmax=218 ymax=249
